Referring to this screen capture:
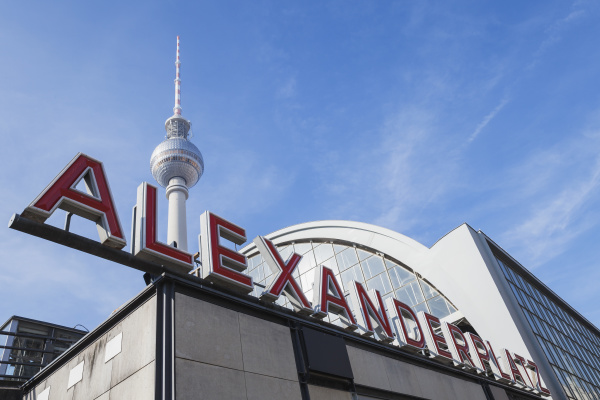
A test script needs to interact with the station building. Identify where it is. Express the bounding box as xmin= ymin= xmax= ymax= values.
xmin=14 ymin=218 xmax=600 ymax=400
xmin=241 ymin=220 xmax=600 ymax=400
